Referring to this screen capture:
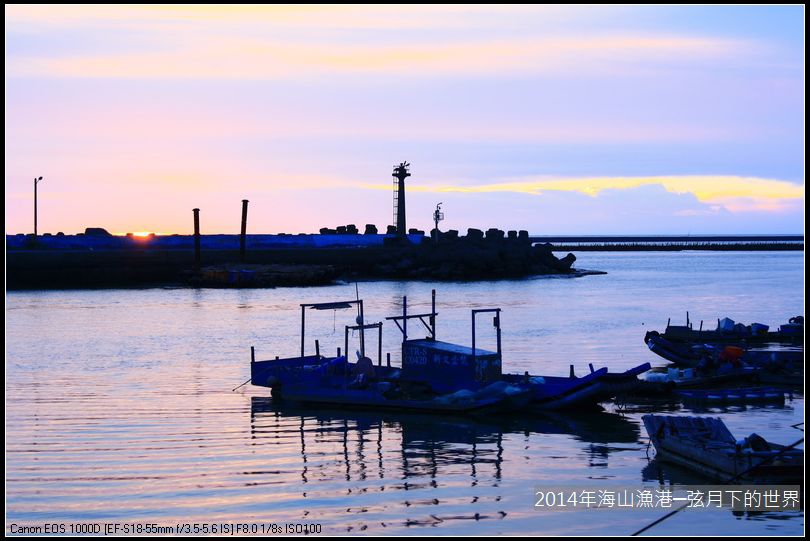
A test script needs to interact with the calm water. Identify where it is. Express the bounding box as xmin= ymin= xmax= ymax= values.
xmin=6 ymin=251 xmax=804 ymax=535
